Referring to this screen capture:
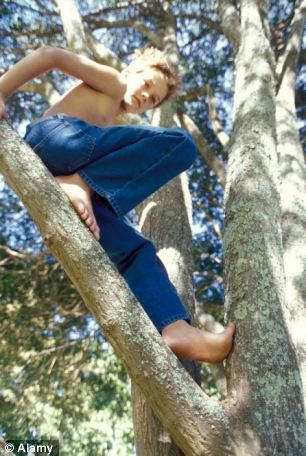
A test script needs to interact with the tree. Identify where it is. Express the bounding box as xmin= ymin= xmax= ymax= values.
xmin=223 ymin=0 xmax=306 ymax=451
xmin=0 ymin=0 xmax=305 ymax=454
